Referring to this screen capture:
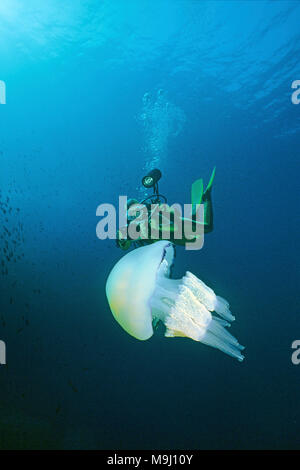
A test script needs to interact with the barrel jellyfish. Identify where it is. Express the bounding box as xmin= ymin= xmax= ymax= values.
xmin=106 ymin=240 xmax=244 ymax=361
